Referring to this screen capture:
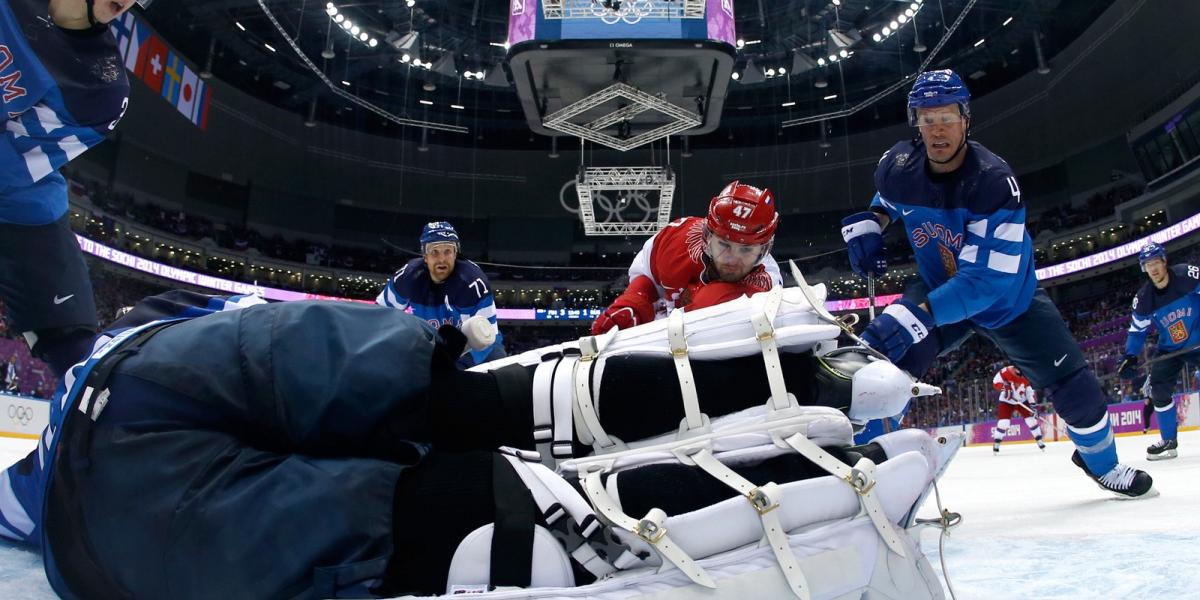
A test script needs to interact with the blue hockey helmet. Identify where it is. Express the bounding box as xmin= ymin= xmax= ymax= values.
xmin=1138 ymin=242 xmax=1166 ymax=271
xmin=907 ymin=69 xmax=971 ymax=126
xmin=420 ymin=221 xmax=459 ymax=251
